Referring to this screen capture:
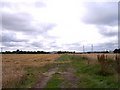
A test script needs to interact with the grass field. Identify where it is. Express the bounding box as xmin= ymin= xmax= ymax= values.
xmin=2 ymin=53 xmax=120 ymax=88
